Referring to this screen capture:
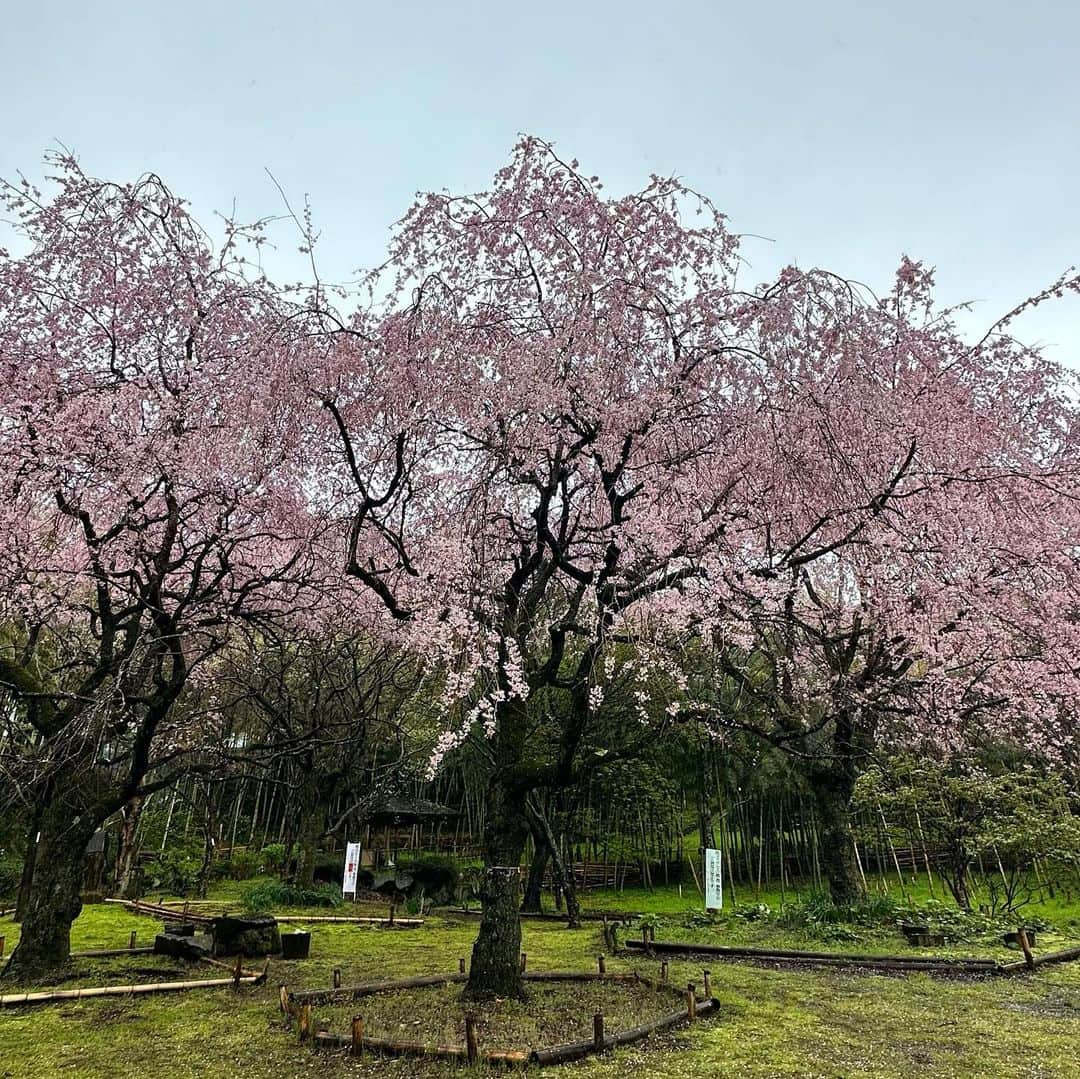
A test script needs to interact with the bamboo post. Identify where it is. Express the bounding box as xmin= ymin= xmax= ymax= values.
xmin=597 ymin=954 xmax=606 ymax=974
xmin=686 ymin=983 xmax=697 ymax=1019
xmin=232 ymin=954 xmax=243 ymax=990
xmin=350 ymin=1015 xmax=364 ymax=1057
xmin=459 ymin=957 xmax=466 ymax=974
xmin=0 ymin=935 xmax=5 ymax=960
xmin=333 ymin=968 xmax=341 ymax=989
xmin=520 ymin=951 xmax=527 ymax=972
xmin=593 ymin=1012 xmax=605 ymax=1051
xmin=1017 ymin=927 xmax=1035 ymax=970
xmin=660 ymin=960 xmax=669 ymax=982
xmin=465 ymin=1014 xmax=479 ymax=1064
xmin=298 ymin=1003 xmax=313 ymax=1042
xmin=129 ymin=930 xmax=137 ymax=950
xmin=703 ymin=969 xmax=712 ymax=997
